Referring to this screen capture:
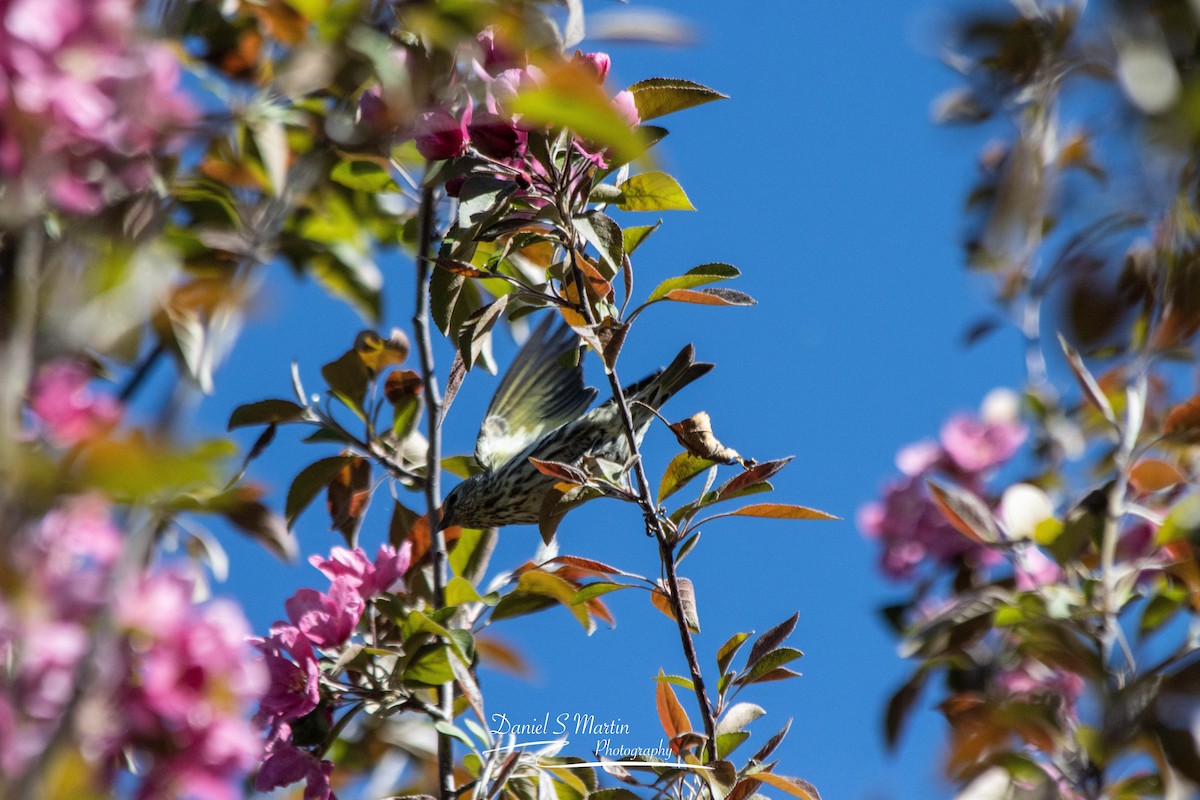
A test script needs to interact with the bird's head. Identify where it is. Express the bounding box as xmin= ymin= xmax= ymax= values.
xmin=437 ymin=477 xmax=477 ymax=531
